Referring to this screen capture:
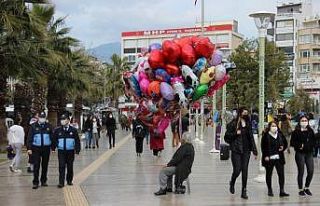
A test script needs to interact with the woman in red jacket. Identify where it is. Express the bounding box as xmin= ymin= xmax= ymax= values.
xmin=149 ymin=128 xmax=165 ymax=156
